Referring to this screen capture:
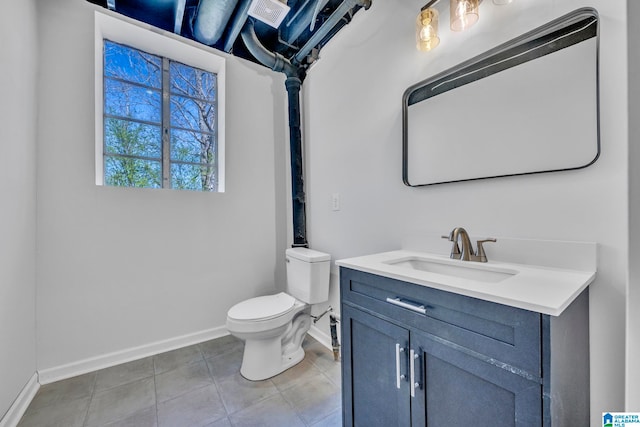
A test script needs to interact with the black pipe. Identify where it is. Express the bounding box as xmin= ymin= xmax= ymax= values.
xmin=241 ymin=19 xmax=298 ymax=77
xmin=330 ymin=314 xmax=340 ymax=361
xmin=285 ymin=77 xmax=308 ymax=247
xmin=240 ymin=1 xmax=373 ymax=247
xmin=241 ymin=21 xmax=308 ymax=247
